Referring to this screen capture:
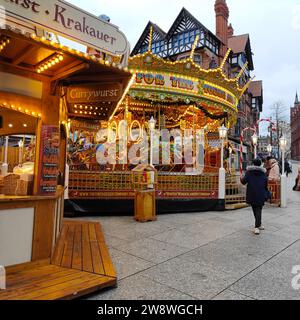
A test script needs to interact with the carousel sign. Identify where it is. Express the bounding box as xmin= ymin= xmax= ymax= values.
xmin=67 ymin=83 xmax=122 ymax=104
xmin=0 ymin=0 xmax=129 ymax=55
xmin=133 ymin=72 xmax=238 ymax=107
